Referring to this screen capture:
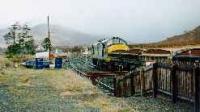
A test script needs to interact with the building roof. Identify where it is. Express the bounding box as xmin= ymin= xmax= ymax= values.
xmin=35 ymin=45 xmax=45 ymax=52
